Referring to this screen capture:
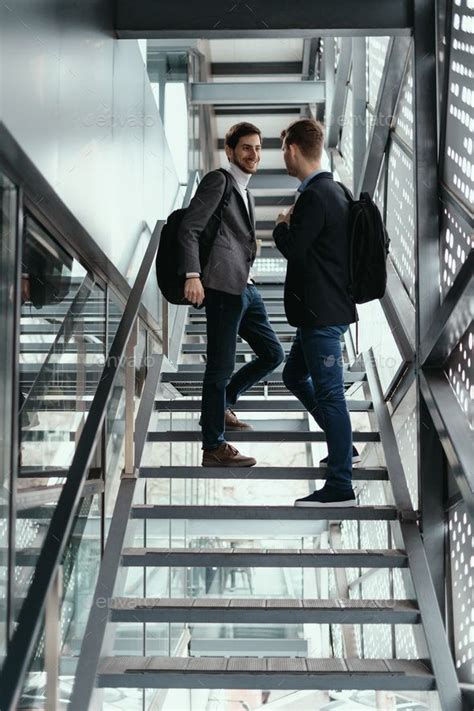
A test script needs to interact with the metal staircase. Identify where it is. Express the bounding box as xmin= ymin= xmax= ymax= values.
xmin=68 ymin=273 xmax=461 ymax=710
